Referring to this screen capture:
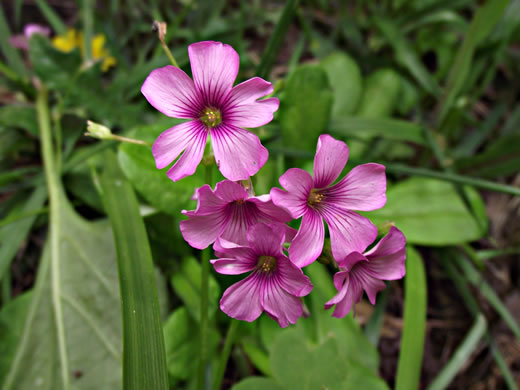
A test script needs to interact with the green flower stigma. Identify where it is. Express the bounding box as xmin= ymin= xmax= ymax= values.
xmin=257 ymin=255 xmax=277 ymax=273
xmin=200 ymin=107 xmax=222 ymax=128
